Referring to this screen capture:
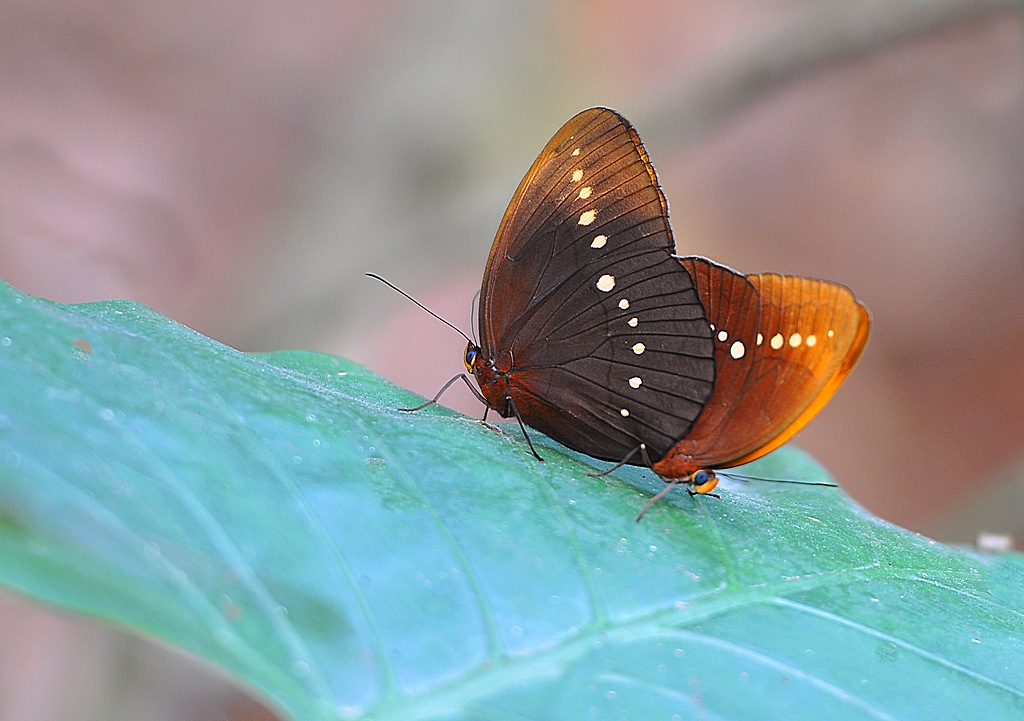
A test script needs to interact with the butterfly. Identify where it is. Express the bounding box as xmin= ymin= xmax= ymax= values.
xmin=404 ymin=107 xmax=870 ymax=517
